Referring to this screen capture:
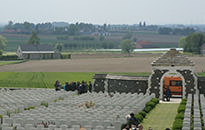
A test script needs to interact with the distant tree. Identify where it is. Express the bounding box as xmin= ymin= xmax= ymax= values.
xmin=27 ymin=31 xmax=40 ymax=44
xmin=123 ymin=32 xmax=133 ymax=40
xmin=158 ymin=27 xmax=172 ymax=35
xmin=67 ymin=24 xmax=79 ymax=35
xmin=120 ymin=39 xmax=135 ymax=55
xmin=133 ymin=37 xmax=137 ymax=42
xmin=143 ymin=21 xmax=146 ymax=27
xmin=5 ymin=21 xmax=13 ymax=29
xmin=55 ymin=43 xmax=63 ymax=52
xmin=139 ymin=22 xmax=142 ymax=27
xmin=0 ymin=35 xmax=7 ymax=53
xmin=179 ymin=33 xmax=205 ymax=54
xmin=178 ymin=36 xmax=186 ymax=48
xmin=103 ymin=24 xmax=107 ymax=31
xmin=99 ymin=35 xmax=105 ymax=41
